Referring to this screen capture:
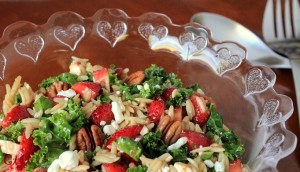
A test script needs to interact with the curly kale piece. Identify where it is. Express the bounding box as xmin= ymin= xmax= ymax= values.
xmin=140 ymin=131 xmax=167 ymax=159
xmin=39 ymin=72 xmax=78 ymax=88
xmin=6 ymin=121 xmax=24 ymax=142
xmin=206 ymin=104 xmax=245 ymax=161
xmin=127 ymin=165 xmax=147 ymax=172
